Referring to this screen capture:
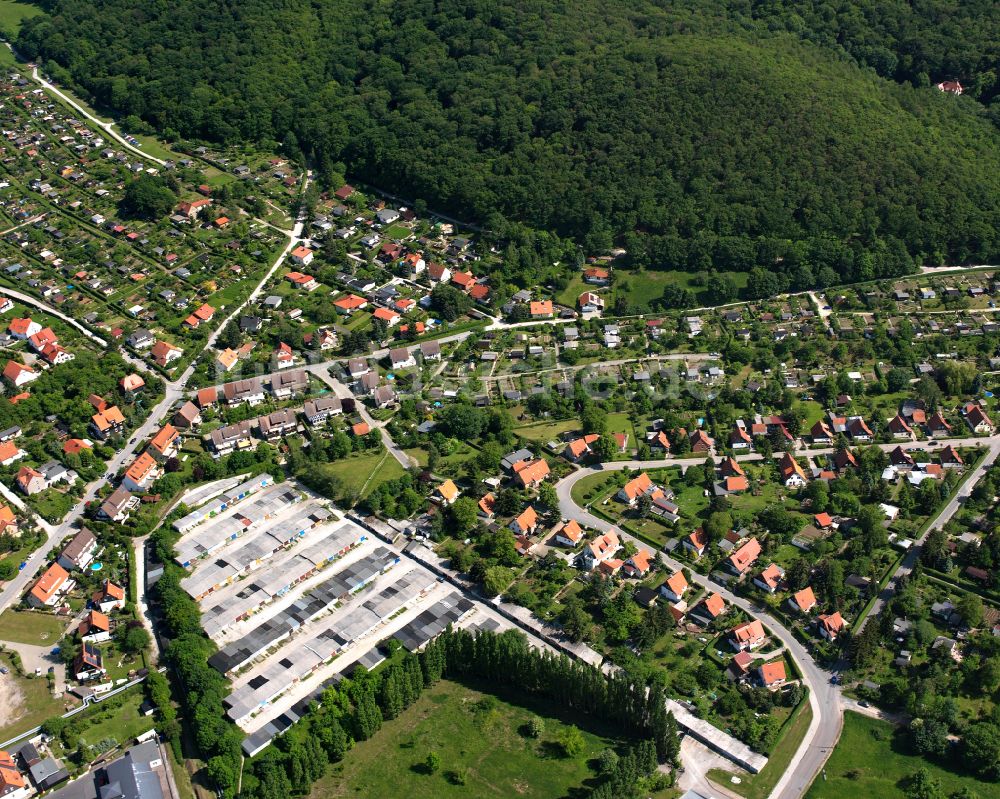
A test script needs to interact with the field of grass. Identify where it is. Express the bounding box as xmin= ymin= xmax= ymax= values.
xmin=709 ymin=699 xmax=813 ymax=799
xmin=0 ymin=0 xmax=41 ymax=33
xmin=76 ymin=688 xmax=156 ymax=749
xmin=514 ymin=418 xmax=580 ymax=443
xmin=555 ymin=274 xmax=589 ymax=307
xmin=804 ymin=712 xmax=1000 ymax=799
xmin=616 ymin=269 xmax=747 ymax=310
xmin=316 ymin=451 xmax=407 ymax=500
xmin=0 ymin=650 xmax=65 ymax=743
xmin=0 ymin=610 xmax=67 ymax=646
xmin=570 ymin=472 xmax=616 ymax=506
xmin=307 ymin=680 xmax=630 ymax=799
